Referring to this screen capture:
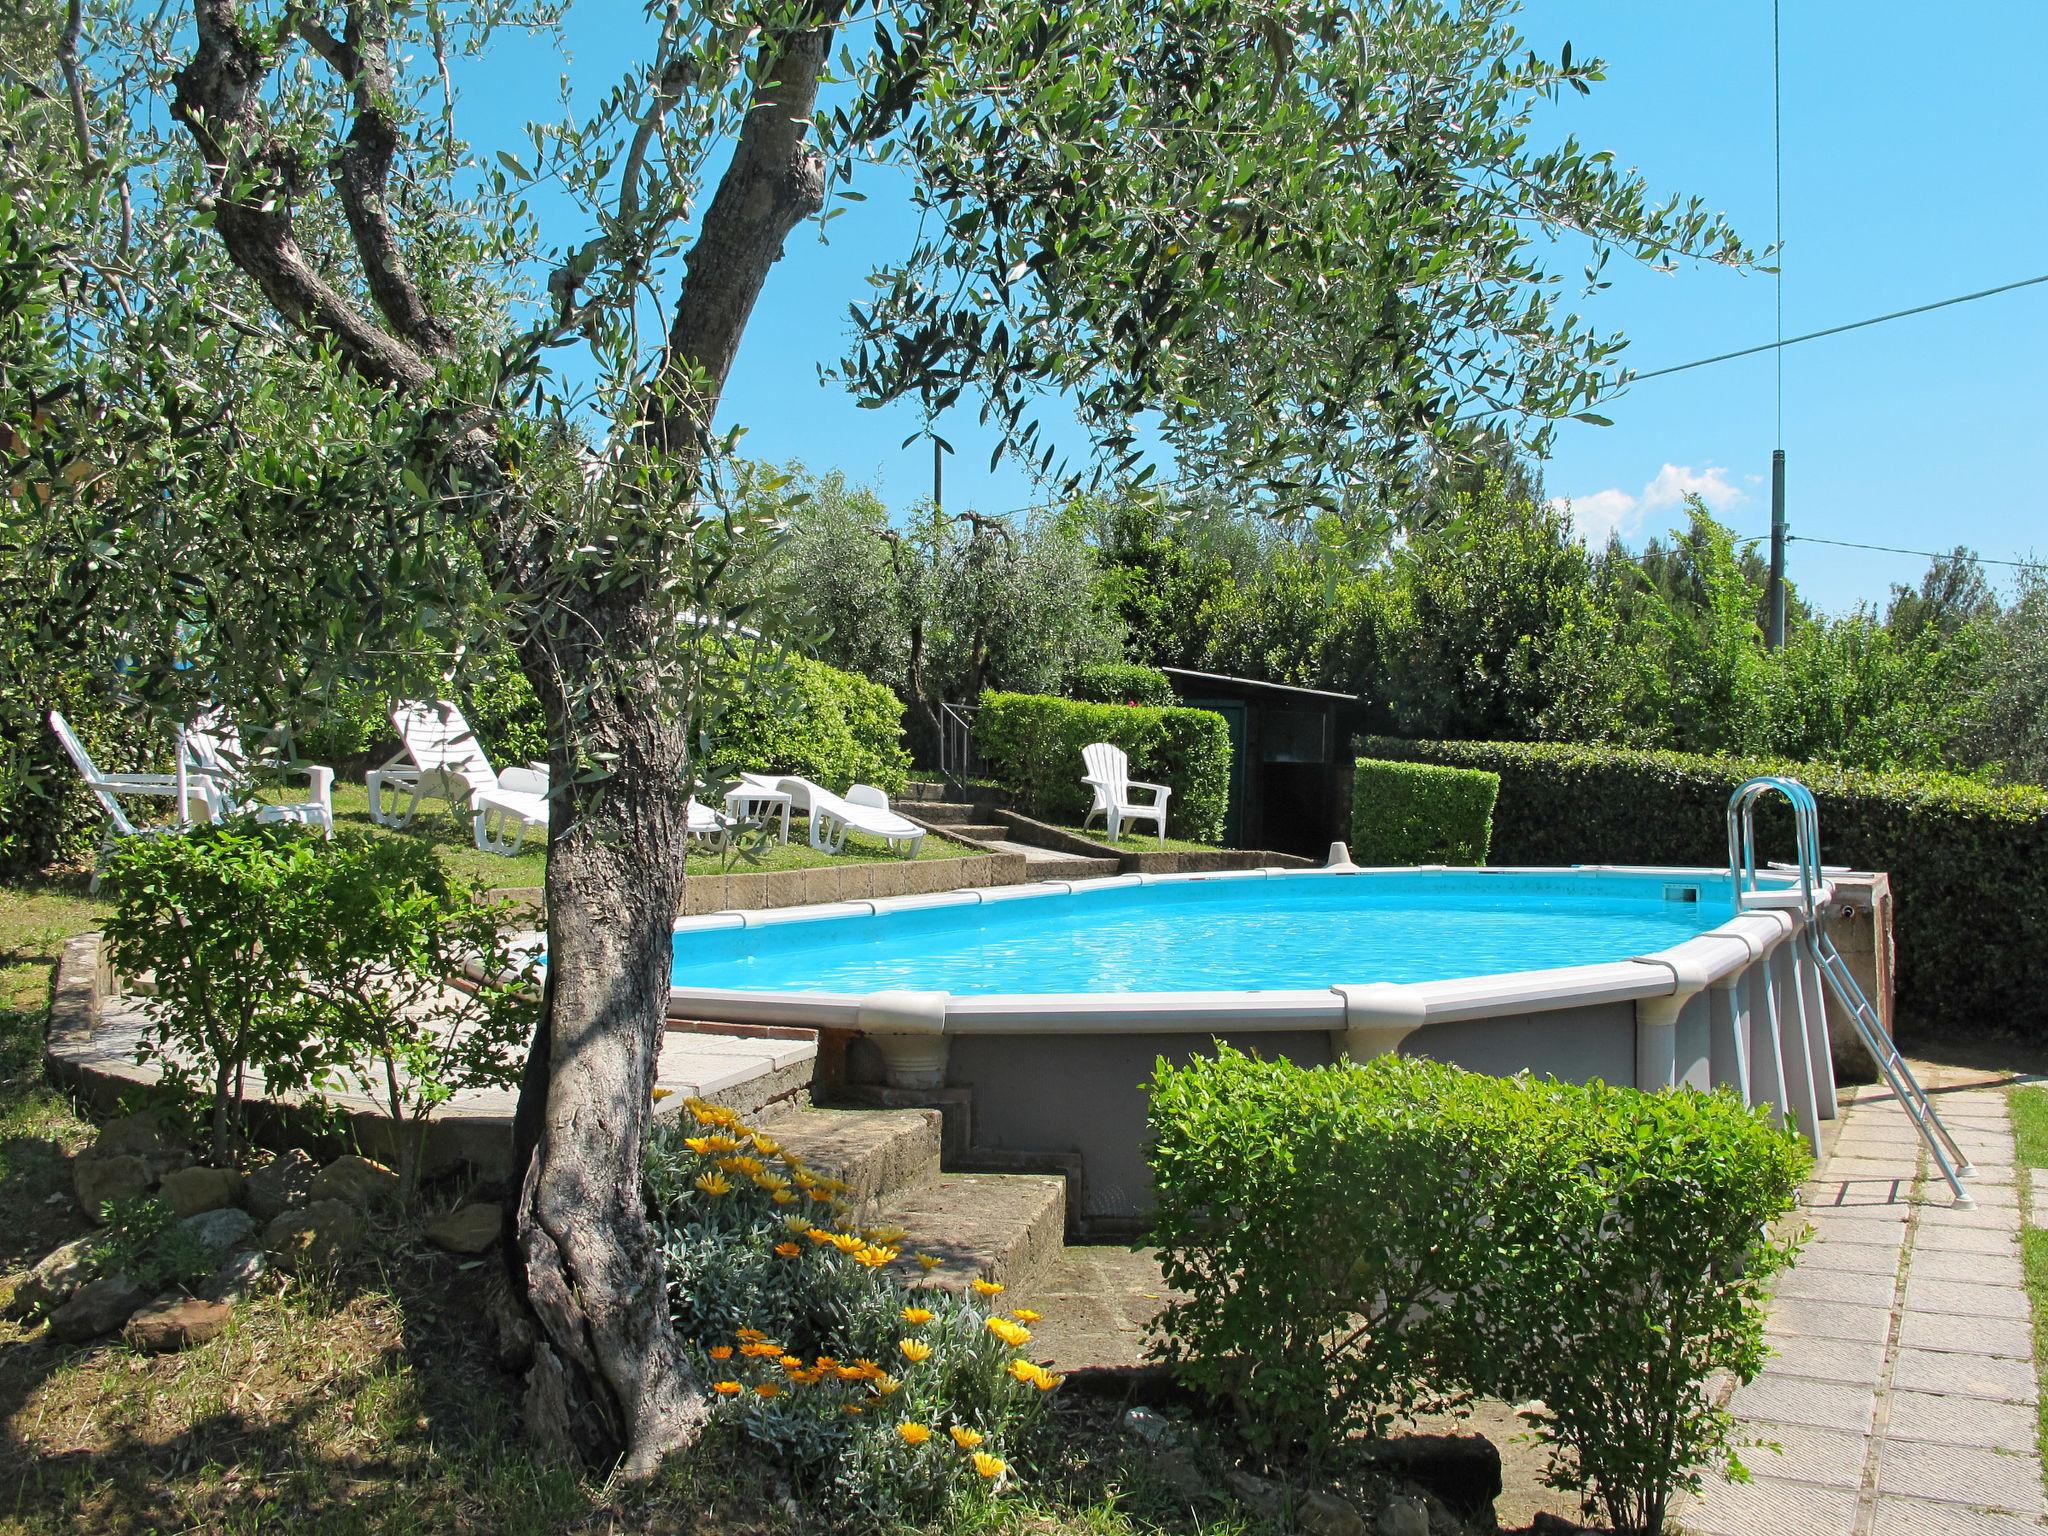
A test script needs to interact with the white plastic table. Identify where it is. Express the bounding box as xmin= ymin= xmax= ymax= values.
xmin=723 ymin=785 xmax=792 ymax=844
